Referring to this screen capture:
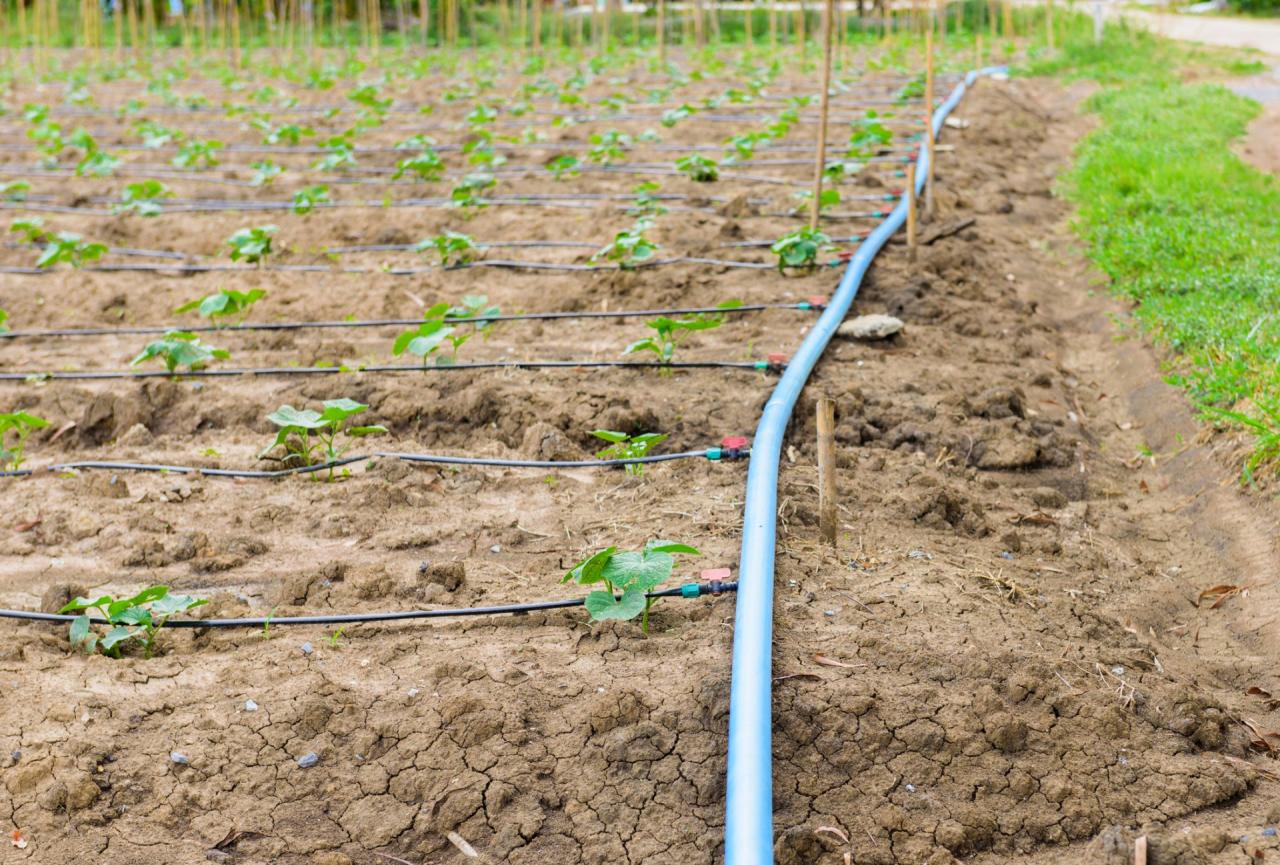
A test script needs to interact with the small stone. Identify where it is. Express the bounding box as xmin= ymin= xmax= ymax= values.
xmin=301 ymin=642 xmax=313 ymax=655
xmin=297 ymin=752 xmax=319 ymax=769
xmin=836 ymin=313 xmax=904 ymax=341
xmin=407 ymin=688 xmax=419 ymax=698
xmin=244 ymin=700 xmax=259 ymax=712
xmin=905 ymin=784 xmax=916 ymax=793
xmin=1264 ymin=828 xmax=1277 ymax=837
xmin=10 ymin=750 xmax=19 ymax=764
xmin=907 ymin=549 xmax=932 ymax=560
xmin=823 ymin=610 xmax=836 ymax=617
xmin=170 ymin=752 xmax=189 ymax=765
xmin=1111 ymin=666 xmax=1125 ymax=677
xmin=489 ymin=544 xmax=501 ymax=554
xmin=999 ymin=551 xmax=1015 ymax=560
